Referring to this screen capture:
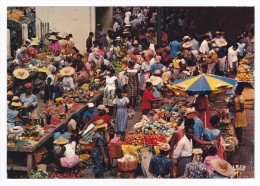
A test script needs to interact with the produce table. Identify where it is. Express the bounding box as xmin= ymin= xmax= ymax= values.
xmin=121 ymin=135 xmax=173 ymax=161
xmin=7 ymin=92 xmax=103 ymax=176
